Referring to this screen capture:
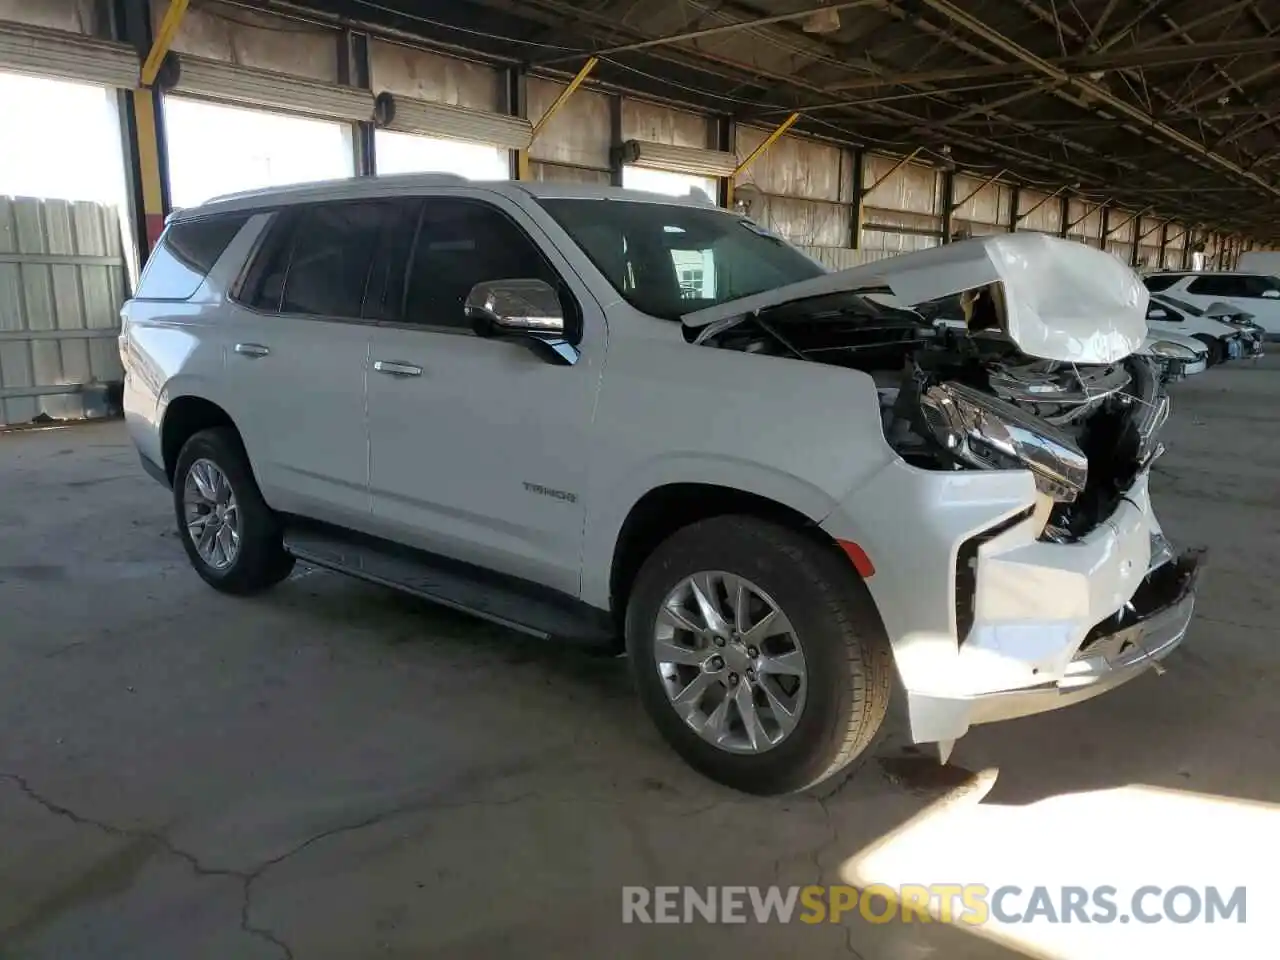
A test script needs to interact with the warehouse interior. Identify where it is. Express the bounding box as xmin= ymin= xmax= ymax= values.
xmin=1 ymin=1 xmax=1279 ymax=957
